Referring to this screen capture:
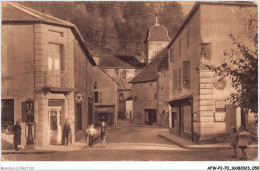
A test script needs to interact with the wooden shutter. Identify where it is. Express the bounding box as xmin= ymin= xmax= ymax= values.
xmin=173 ymin=70 xmax=177 ymax=90
xmin=22 ymin=102 xmax=27 ymax=123
xmin=100 ymin=91 xmax=103 ymax=103
xmin=178 ymin=68 xmax=182 ymax=91
xmin=183 ymin=61 xmax=190 ymax=88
